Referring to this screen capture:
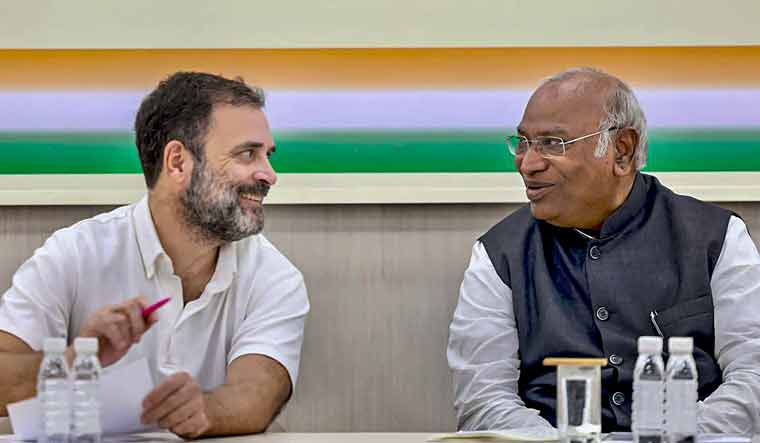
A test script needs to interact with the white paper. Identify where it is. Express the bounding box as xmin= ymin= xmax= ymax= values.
xmin=604 ymin=433 xmax=751 ymax=443
xmin=5 ymin=399 xmax=39 ymax=440
xmin=7 ymin=357 xmax=155 ymax=440
xmin=698 ymin=435 xmax=753 ymax=443
xmin=429 ymin=427 xmax=559 ymax=442
xmin=0 ymin=432 xmax=182 ymax=443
